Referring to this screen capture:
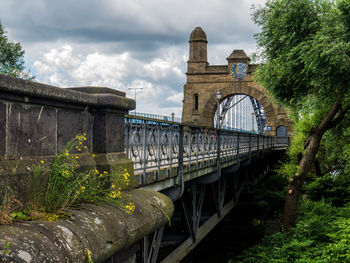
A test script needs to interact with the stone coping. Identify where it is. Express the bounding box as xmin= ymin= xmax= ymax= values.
xmin=0 ymin=74 xmax=135 ymax=111
xmin=0 ymin=189 xmax=174 ymax=263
